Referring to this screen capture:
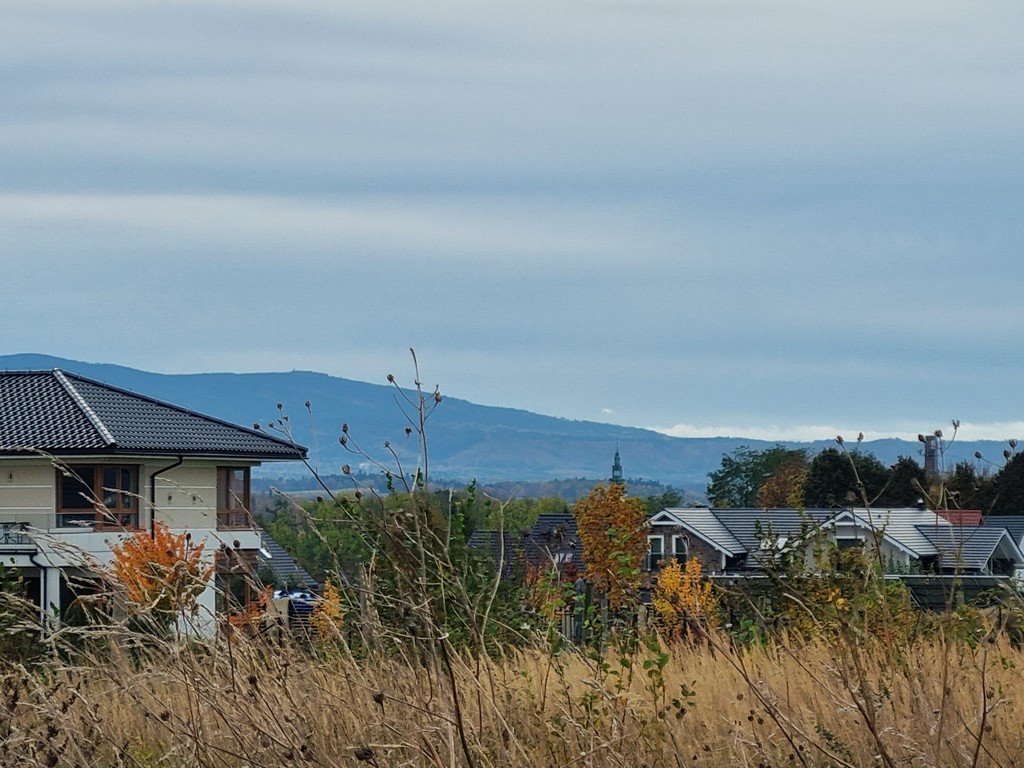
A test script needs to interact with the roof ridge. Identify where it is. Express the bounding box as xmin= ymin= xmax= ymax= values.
xmin=52 ymin=369 xmax=116 ymax=447
xmin=58 ymin=370 xmax=305 ymax=454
